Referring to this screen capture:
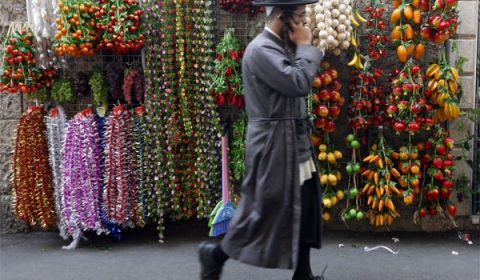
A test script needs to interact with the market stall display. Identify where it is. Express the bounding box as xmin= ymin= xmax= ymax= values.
xmin=6 ymin=0 xmax=472 ymax=239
